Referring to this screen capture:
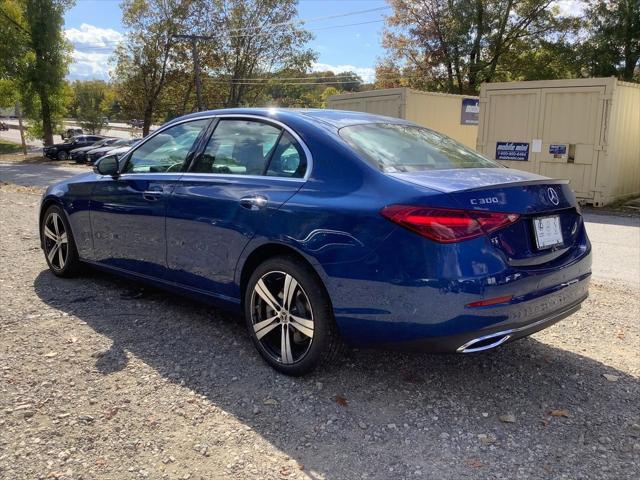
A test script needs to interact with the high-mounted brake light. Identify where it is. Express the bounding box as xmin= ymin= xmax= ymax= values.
xmin=380 ymin=205 xmax=519 ymax=243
